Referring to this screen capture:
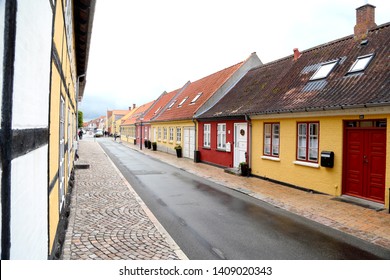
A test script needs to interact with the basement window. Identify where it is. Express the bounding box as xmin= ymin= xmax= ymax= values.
xmin=347 ymin=53 xmax=374 ymax=74
xmin=310 ymin=59 xmax=339 ymax=81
